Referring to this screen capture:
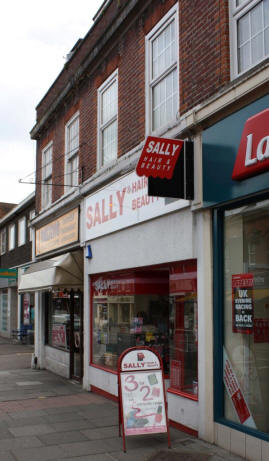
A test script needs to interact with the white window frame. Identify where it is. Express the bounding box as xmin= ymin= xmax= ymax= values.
xmin=41 ymin=141 xmax=53 ymax=210
xmin=65 ymin=111 xmax=80 ymax=192
xmin=8 ymin=224 xmax=15 ymax=251
xmin=0 ymin=228 xmax=6 ymax=255
xmin=97 ymin=69 xmax=118 ymax=169
xmin=18 ymin=216 xmax=26 ymax=247
xmin=229 ymin=0 xmax=269 ymax=79
xmin=145 ymin=3 xmax=179 ymax=136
